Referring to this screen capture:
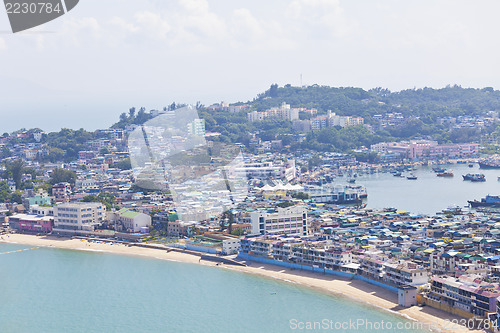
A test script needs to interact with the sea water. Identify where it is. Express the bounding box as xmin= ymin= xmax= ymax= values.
xmin=0 ymin=243 xmax=428 ymax=332
xmin=357 ymin=164 xmax=500 ymax=215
